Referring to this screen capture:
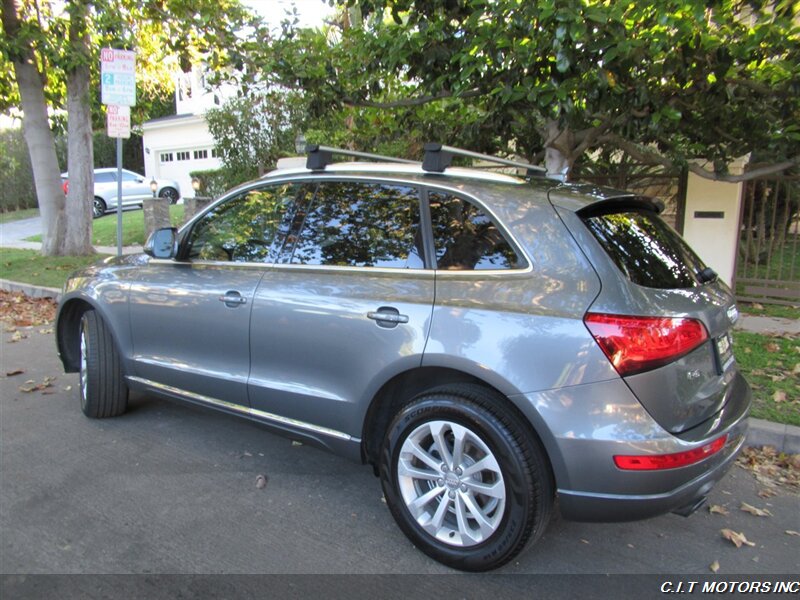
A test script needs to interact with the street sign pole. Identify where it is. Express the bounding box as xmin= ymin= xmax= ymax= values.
xmin=100 ymin=48 xmax=136 ymax=257
xmin=116 ymin=138 xmax=123 ymax=256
